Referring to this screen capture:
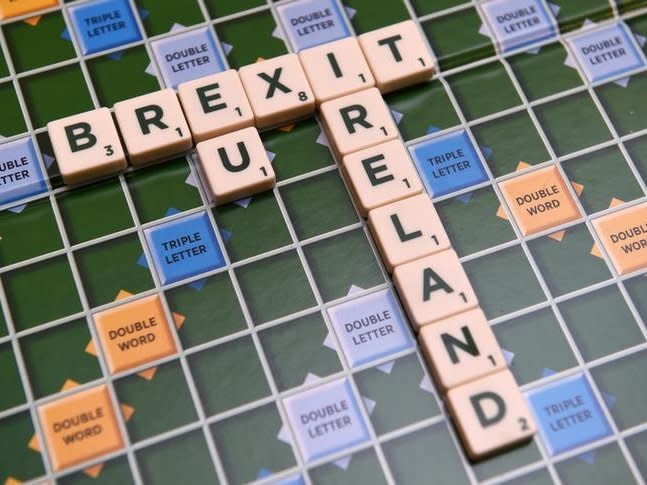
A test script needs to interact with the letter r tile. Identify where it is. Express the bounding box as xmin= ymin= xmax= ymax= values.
xmin=320 ymin=87 xmax=397 ymax=157
xmin=113 ymin=89 xmax=193 ymax=166
xmin=283 ymin=378 xmax=370 ymax=462
xmin=592 ymin=201 xmax=647 ymax=275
